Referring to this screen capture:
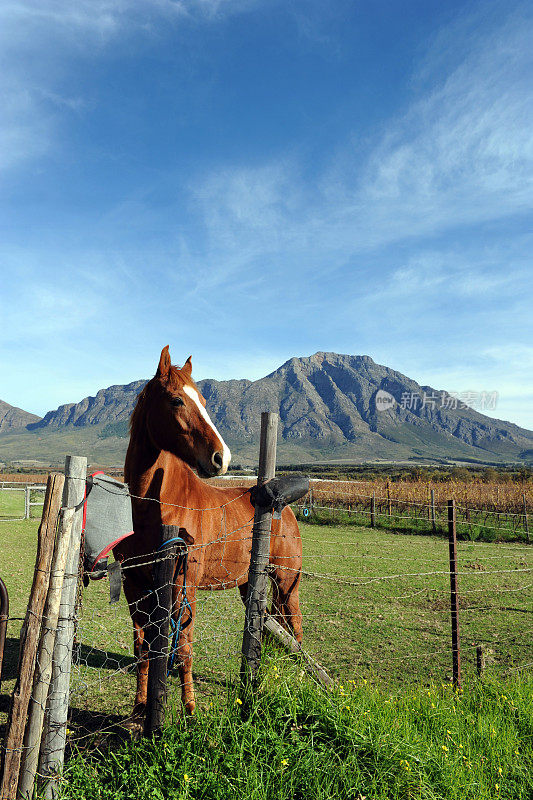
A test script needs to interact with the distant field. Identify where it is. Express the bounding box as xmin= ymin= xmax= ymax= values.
xmin=0 ymin=485 xmax=44 ymax=520
xmin=0 ymin=516 xmax=530 ymax=739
